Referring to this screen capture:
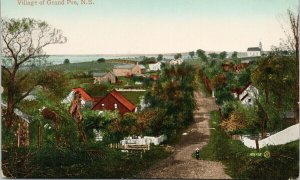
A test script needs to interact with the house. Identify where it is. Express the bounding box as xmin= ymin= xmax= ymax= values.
xmin=169 ymin=58 xmax=183 ymax=65
xmin=232 ymin=83 xmax=259 ymax=106
xmin=92 ymin=89 xmax=136 ymax=115
xmin=149 ymin=62 xmax=162 ymax=71
xmin=62 ymin=87 xmax=95 ymax=108
xmin=150 ymin=74 xmax=159 ymax=81
xmin=93 ymin=72 xmax=117 ymax=84
xmin=113 ymin=63 xmax=146 ymax=77
xmin=1 ymin=103 xmax=30 ymax=147
xmin=221 ymin=62 xmax=231 ymax=72
xmin=247 ymin=42 xmax=262 ymax=57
